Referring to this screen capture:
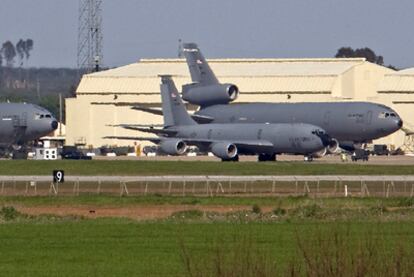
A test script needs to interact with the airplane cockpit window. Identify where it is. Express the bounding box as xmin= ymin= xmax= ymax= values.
xmin=34 ymin=113 xmax=52 ymax=119
xmin=379 ymin=112 xmax=397 ymax=119
xmin=312 ymin=129 xmax=325 ymax=135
